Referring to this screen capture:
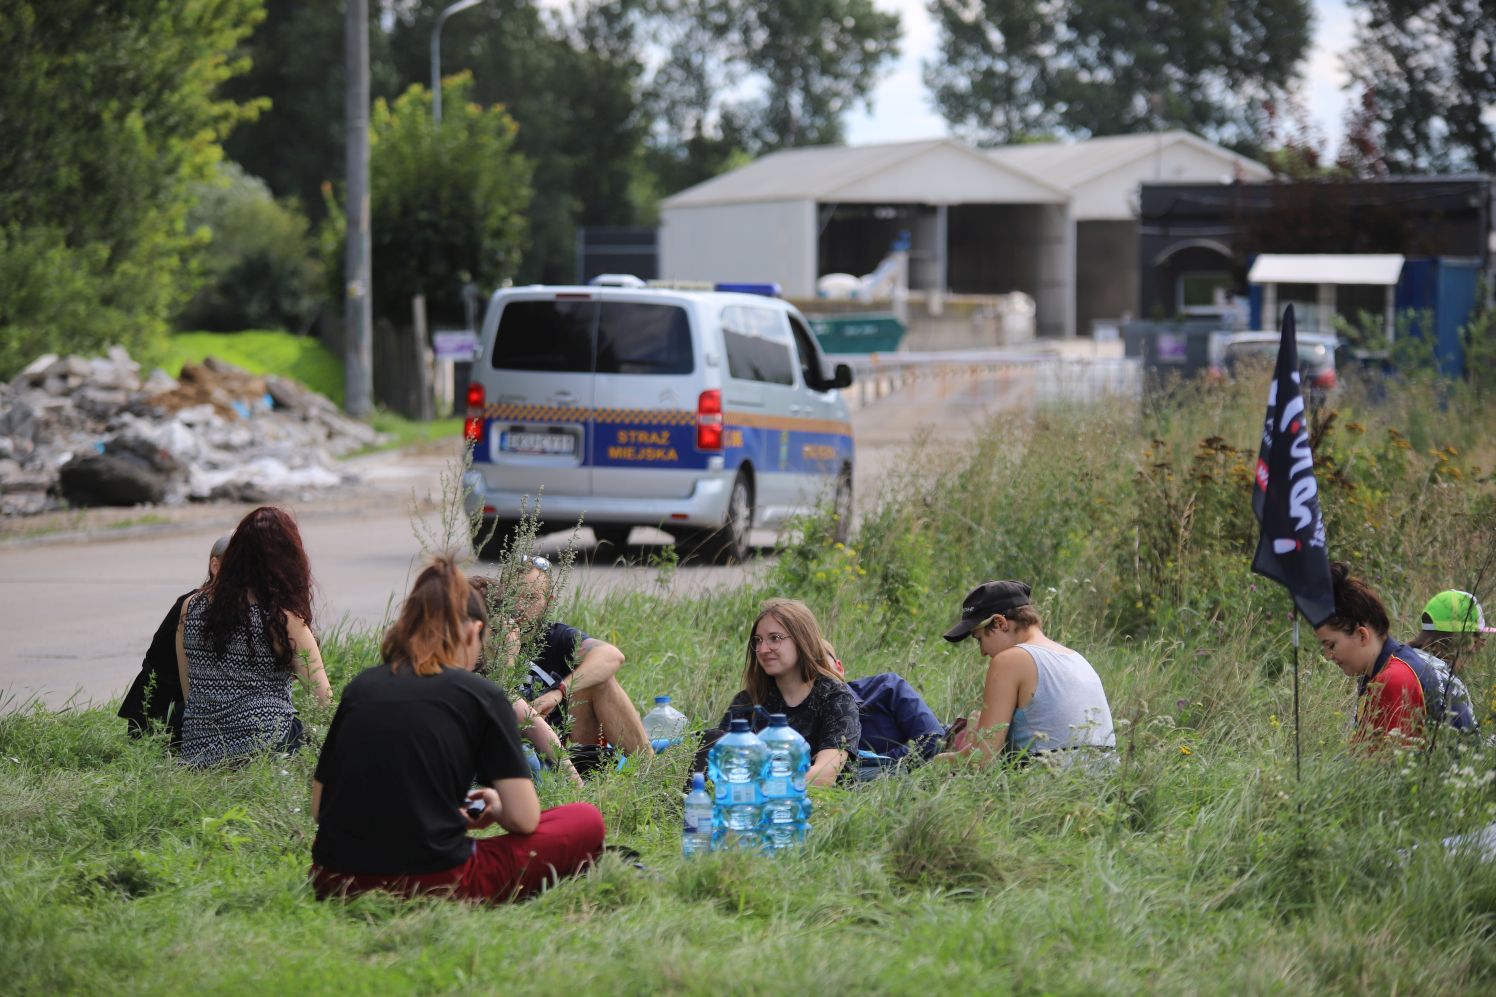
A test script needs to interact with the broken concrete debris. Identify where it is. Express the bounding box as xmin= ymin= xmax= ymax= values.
xmin=0 ymin=348 xmax=385 ymax=514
